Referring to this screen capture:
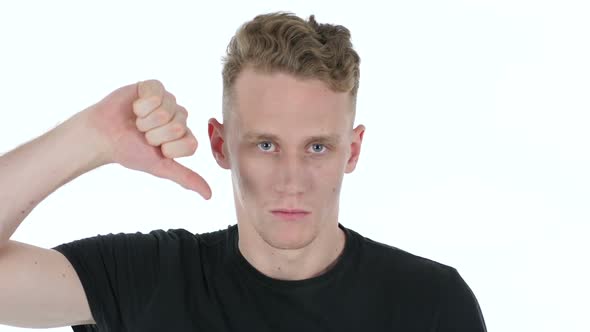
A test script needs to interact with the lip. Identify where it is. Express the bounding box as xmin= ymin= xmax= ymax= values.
xmin=272 ymin=208 xmax=310 ymax=213
xmin=270 ymin=209 xmax=311 ymax=221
